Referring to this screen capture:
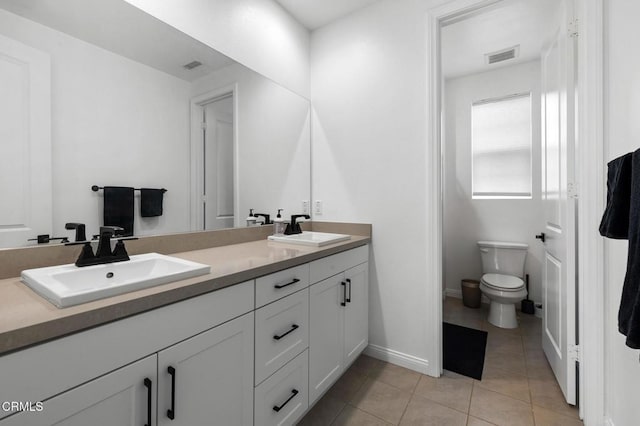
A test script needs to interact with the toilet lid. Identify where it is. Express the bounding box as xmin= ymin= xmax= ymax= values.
xmin=481 ymin=273 xmax=524 ymax=291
